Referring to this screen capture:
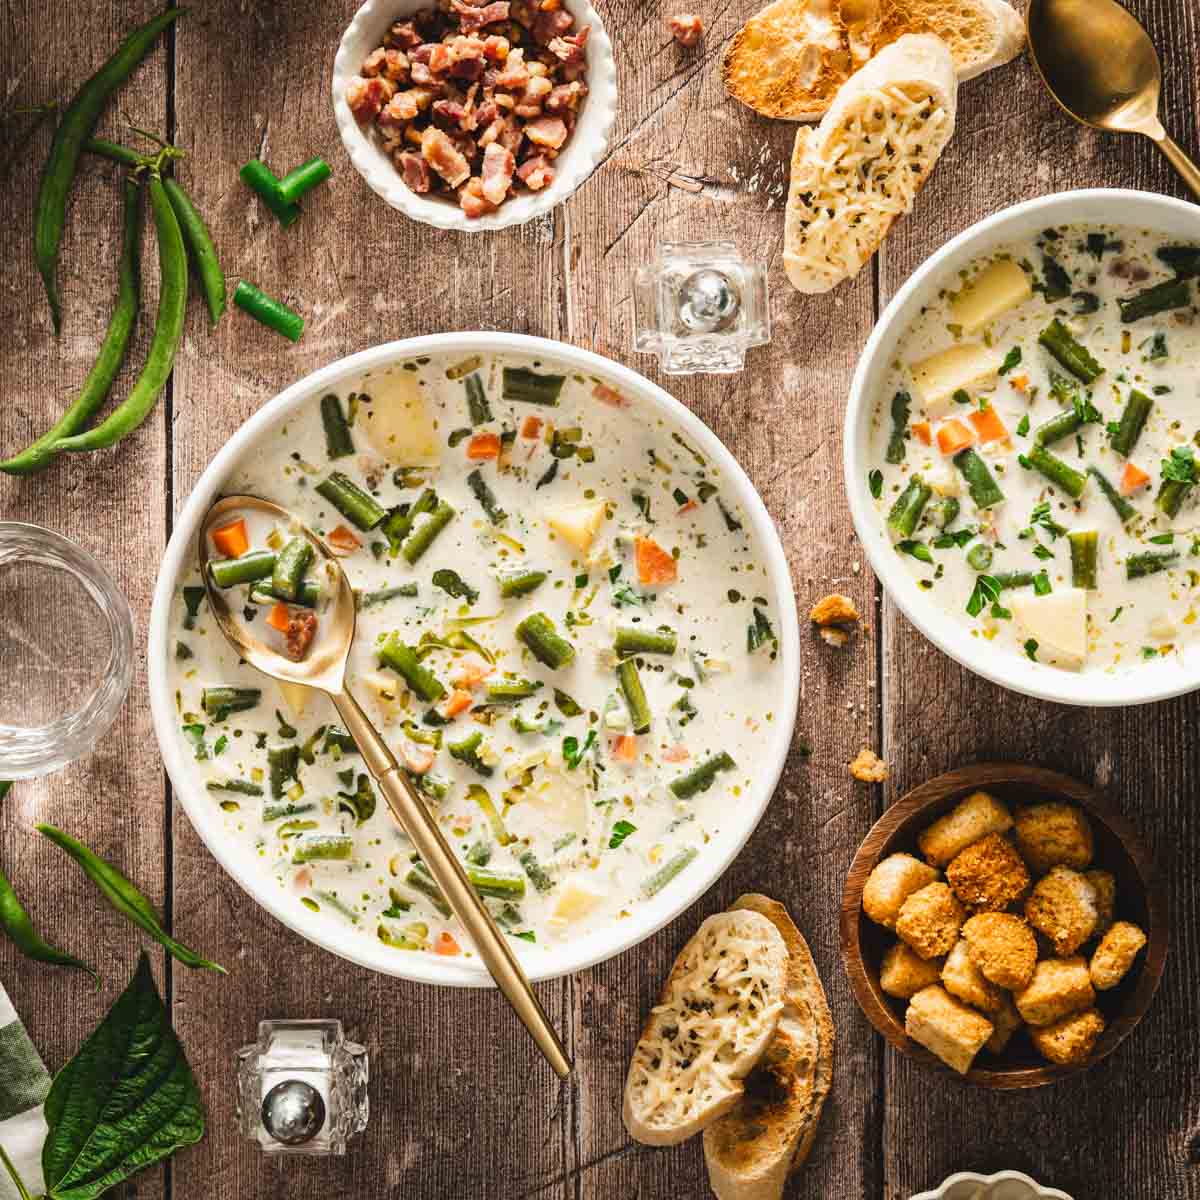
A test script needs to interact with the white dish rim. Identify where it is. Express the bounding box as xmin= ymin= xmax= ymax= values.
xmin=331 ymin=0 xmax=617 ymax=232
xmin=911 ymin=1168 xmax=1073 ymax=1199
xmin=148 ymin=333 xmax=801 ymax=987
xmin=844 ymin=187 xmax=1200 ymax=707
